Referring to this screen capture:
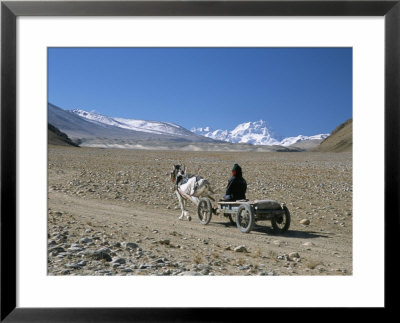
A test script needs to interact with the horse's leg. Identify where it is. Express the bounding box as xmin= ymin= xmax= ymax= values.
xmin=178 ymin=182 xmax=192 ymax=221
xmin=175 ymin=191 xmax=186 ymax=220
xmin=182 ymin=198 xmax=191 ymax=221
